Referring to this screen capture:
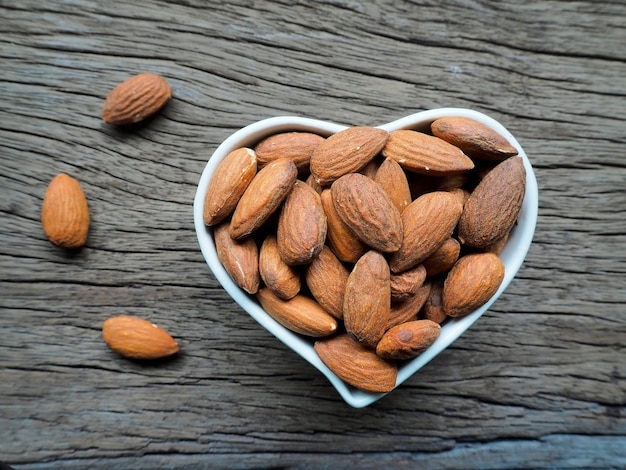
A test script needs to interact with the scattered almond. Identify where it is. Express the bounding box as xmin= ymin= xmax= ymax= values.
xmin=102 ymin=315 xmax=179 ymax=360
xmin=41 ymin=173 xmax=90 ymax=249
xmin=102 ymin=73 xmax=171 ymax=125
